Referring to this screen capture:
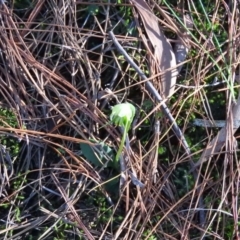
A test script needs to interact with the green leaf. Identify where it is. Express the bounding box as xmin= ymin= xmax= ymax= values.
xmin=80 ymin=142 xmax=115 ymax=168
xmin=102 ymin=177 xmax=119 ymax=195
